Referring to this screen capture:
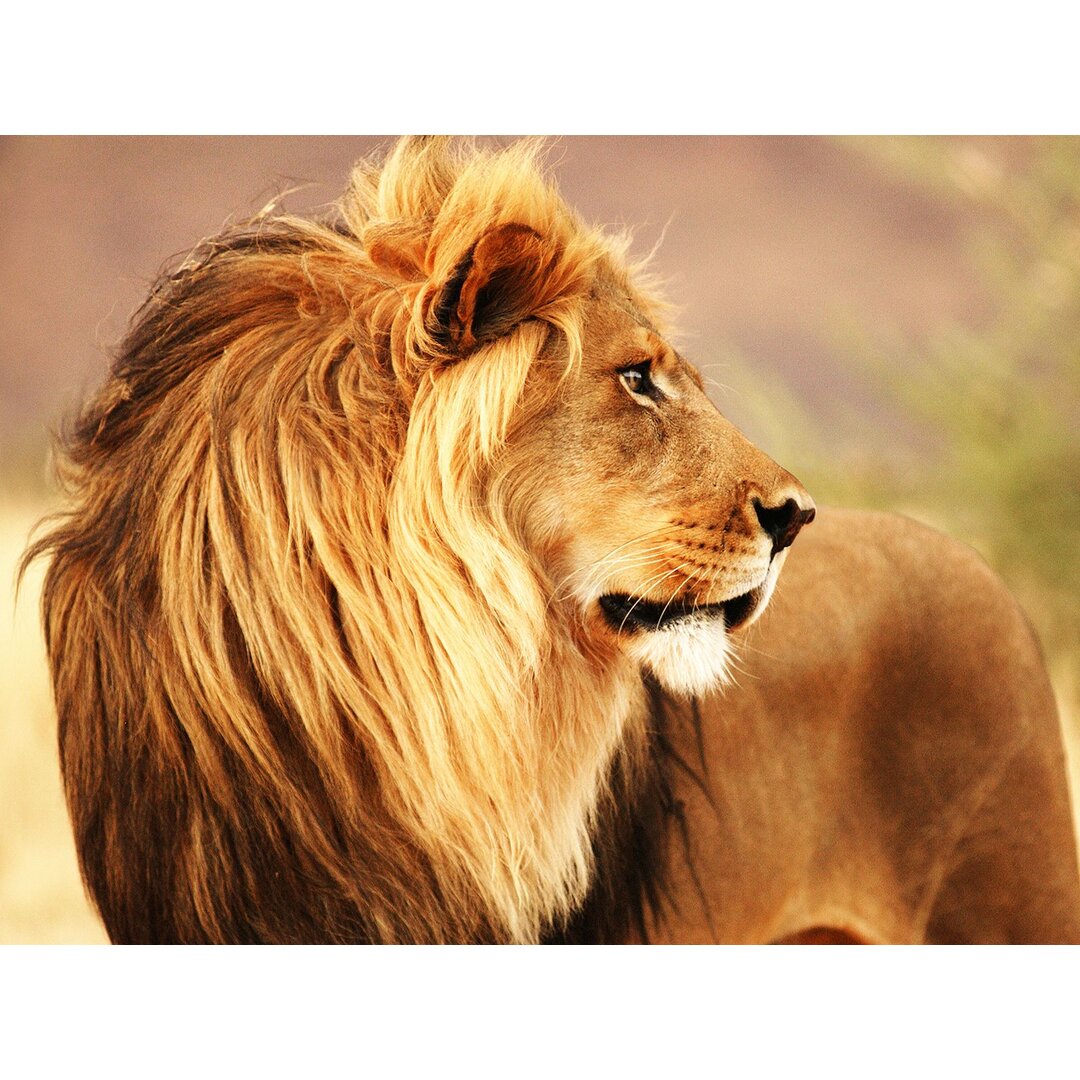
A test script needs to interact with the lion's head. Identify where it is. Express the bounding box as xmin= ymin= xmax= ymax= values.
xmin=31 ymin=137 xmax=813 ymax=943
